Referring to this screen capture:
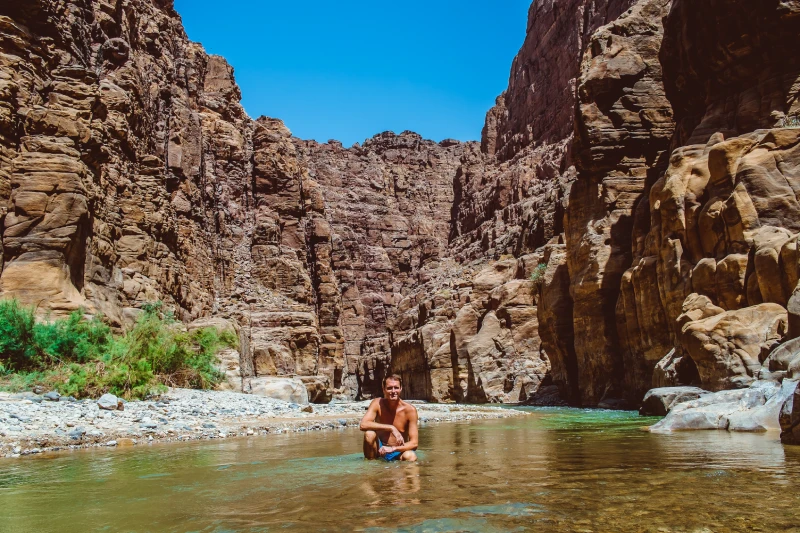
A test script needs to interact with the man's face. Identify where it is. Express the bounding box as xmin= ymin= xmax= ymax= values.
xmin=383 ymin=379 xmax=401 ymax=400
